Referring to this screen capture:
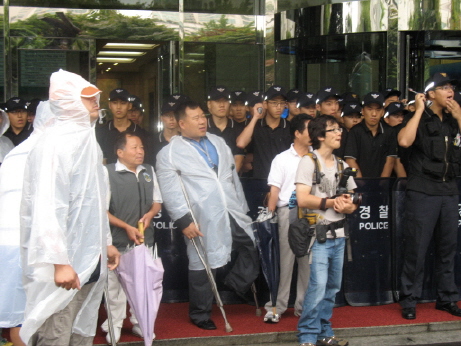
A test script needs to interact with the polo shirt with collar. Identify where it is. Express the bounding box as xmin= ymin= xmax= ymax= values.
xmin=149 ymin=130 xmax=177 ymax=167
xmin=268 ymin=143 xmax=305 ymax=207
xmin=207 ymin=116 xmax=244 ymax=156
xmin=4 ymin=123 xmax=34 ymax=146
xmin=96 ymin=120 xmax=149 ymax=164
xmin=344 ymin=120 xmax=397 ymax=177
xmin=252 ymin=117 xmax=292 ymax=180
